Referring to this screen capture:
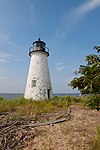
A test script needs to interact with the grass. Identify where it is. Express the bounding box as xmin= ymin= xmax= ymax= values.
xmin=0 ymin=95 xmax=100 ymax=149
xmin=0 ymin=96 xmax=71 ymax=122
xmin=0 ymin=96 xmax=69 ymax=116
xmin=0 ymin=94 xmax=99 ymax=123
xmin=90 ymin=125 xmax=100 ymax=150
xmin=0 ymin=94 xmax=100 ymax=115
